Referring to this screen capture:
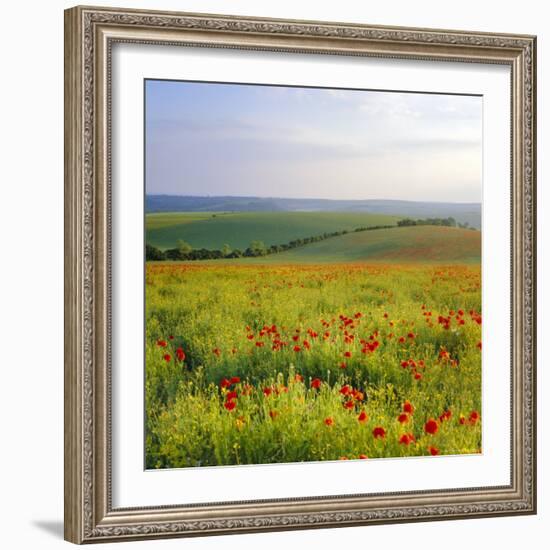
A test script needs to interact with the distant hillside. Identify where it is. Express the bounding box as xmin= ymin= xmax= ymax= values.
xmin=146 ymin=195 xmax=481 ymax=229
xmin=241 ymin=225 xmax=481 ymax=265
